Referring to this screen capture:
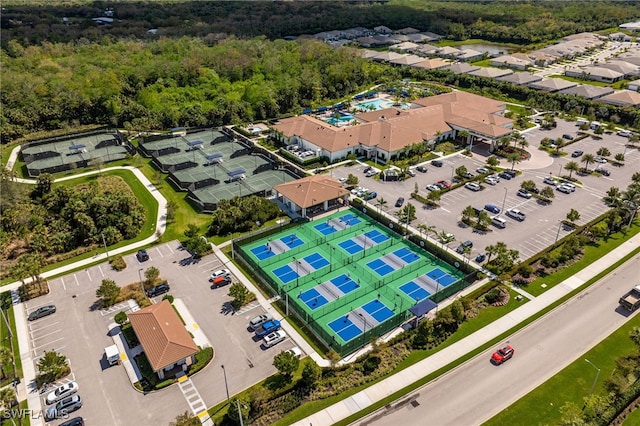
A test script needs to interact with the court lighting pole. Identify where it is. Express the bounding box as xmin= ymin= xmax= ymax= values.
xmin=358 ymin=313 xmax=367 ymax=347
xmin=138 ymin=268 xmax=145 ymax=297
xmin=500 ymin=187 xmax=508 ymax=215
xmin=221 ymin=364 xmax=230 ymax=403
xmin=584 ymin=359 xmax=600 ymax=408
